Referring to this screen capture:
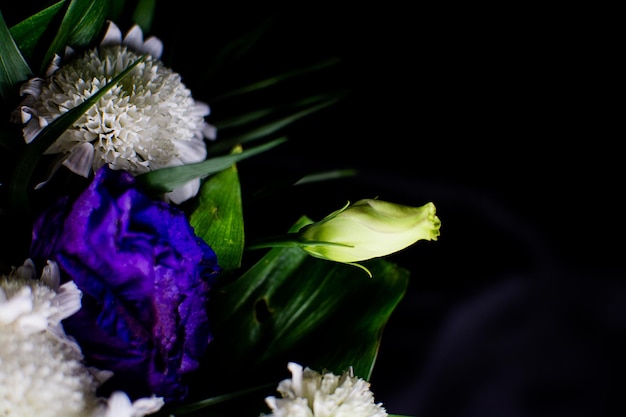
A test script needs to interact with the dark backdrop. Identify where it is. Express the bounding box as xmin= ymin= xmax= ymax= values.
xmin=206 ymin=7 xmax=622 ymax=417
